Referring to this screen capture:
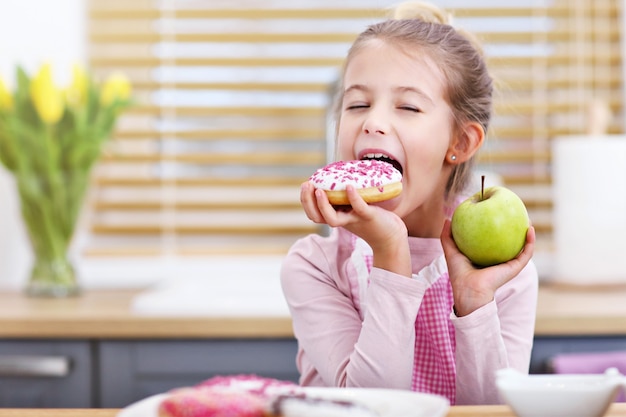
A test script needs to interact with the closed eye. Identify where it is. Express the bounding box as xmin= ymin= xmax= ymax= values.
xmin=399 ymin=106 xmax=421 ymax=113
xmin=345 ymin=104 xmax=369 ymax=110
